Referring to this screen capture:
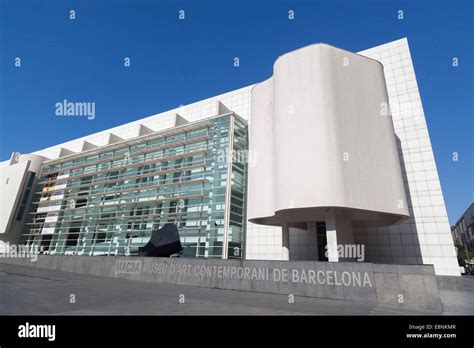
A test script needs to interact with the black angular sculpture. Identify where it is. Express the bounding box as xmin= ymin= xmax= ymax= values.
xmin=138 ymin=223 xmax=183 ymax=257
